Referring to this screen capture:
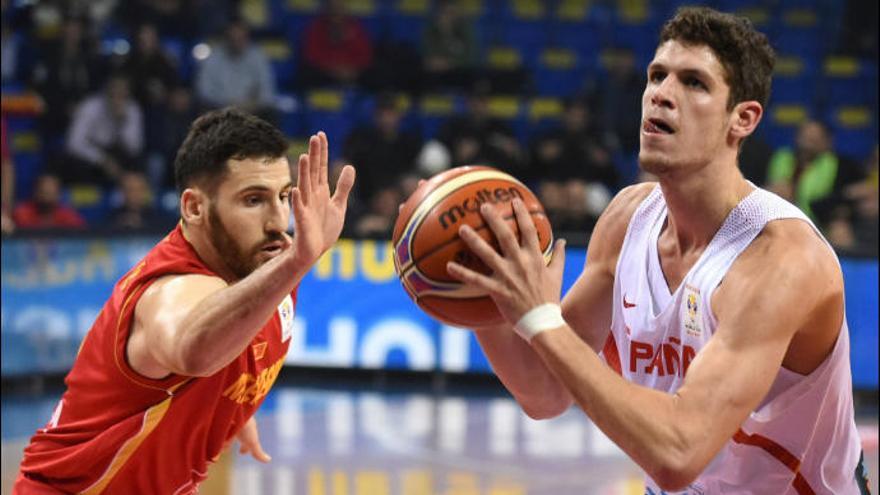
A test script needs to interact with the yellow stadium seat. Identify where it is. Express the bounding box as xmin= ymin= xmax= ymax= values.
xmin=487 ymin=46 xmax=523 ymax=69
xmin=487 ymin=96 xmax=521 ymax=119
xmin=529 ymin=98 xmax=564 ymax=121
